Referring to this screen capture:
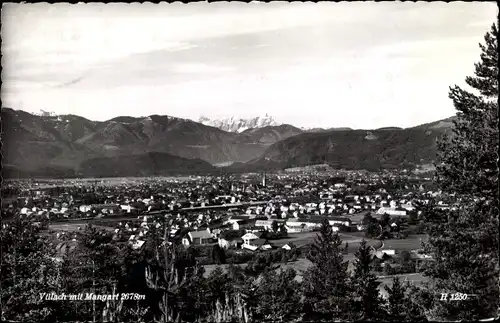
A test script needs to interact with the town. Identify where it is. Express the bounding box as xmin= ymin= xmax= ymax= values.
xmin=2 ymin=169 xmax=440 ymax=286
